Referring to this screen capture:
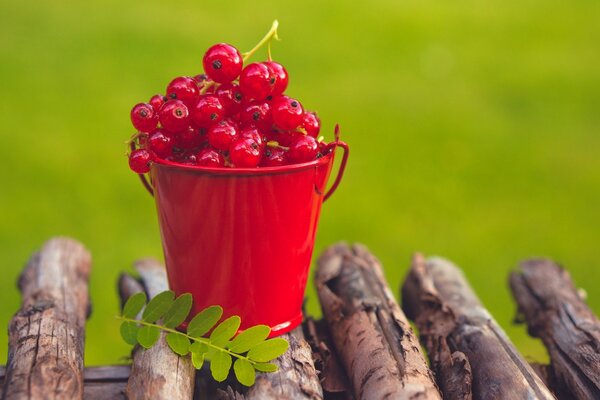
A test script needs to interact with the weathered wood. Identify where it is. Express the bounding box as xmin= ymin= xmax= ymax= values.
xmin=2 ymin=237 xmax=91 ymax=400
xmin=316 ymin=243 xmax=441 ymax=400
xmin=510 ymin=259 xmax=600 ymax=399
xmin=120 ymin=259 xmax=196 ymax=400
xmin=402 ymin=254 xmax=555 ymax=400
